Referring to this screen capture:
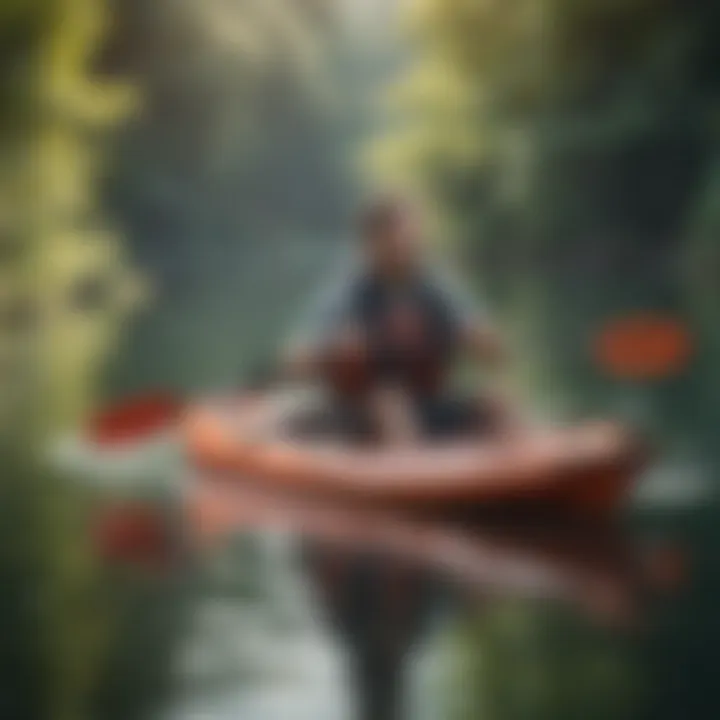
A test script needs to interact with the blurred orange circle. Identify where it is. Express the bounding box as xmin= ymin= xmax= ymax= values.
xmin=593 ymin=314 xmax=693 ymax=381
